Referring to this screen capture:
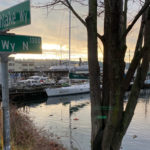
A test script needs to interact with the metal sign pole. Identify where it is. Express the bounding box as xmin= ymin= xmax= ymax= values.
xmin=0 ymin=54 xmax=11 ymax=150
xmin=0 ymin=1 xmax=38 ymax=149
